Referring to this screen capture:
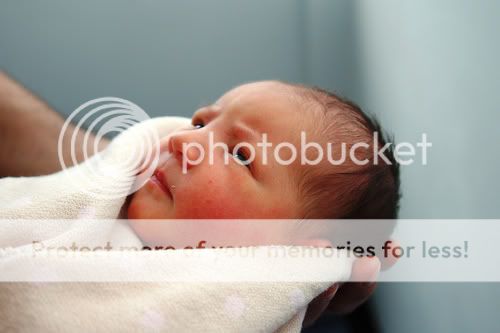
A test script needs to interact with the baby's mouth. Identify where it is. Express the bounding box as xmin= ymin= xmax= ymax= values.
xmin=150 ymin=169 xmax=172 ymax=199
